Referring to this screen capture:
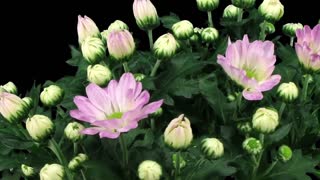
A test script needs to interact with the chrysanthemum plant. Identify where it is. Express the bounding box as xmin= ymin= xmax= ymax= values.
xmin=1 ymin=0 xmax=319 ymax=179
